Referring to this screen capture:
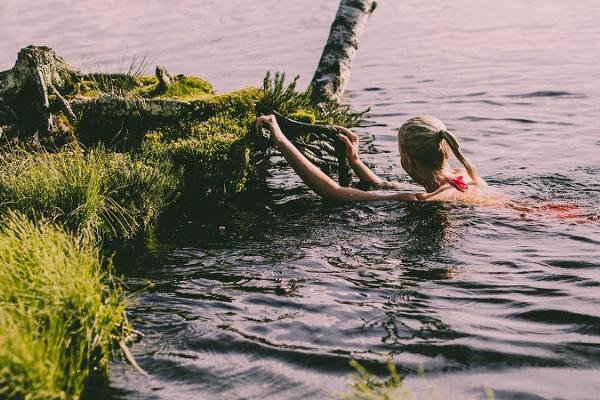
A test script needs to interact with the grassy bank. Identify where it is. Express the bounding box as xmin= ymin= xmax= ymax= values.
xmin=0 ymin=213 xmax=127 ymax=400
xmin=0 ymin=68 xmax=364 ymax=399
xmin=0 ymin=148 xmax=177 ymax=243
